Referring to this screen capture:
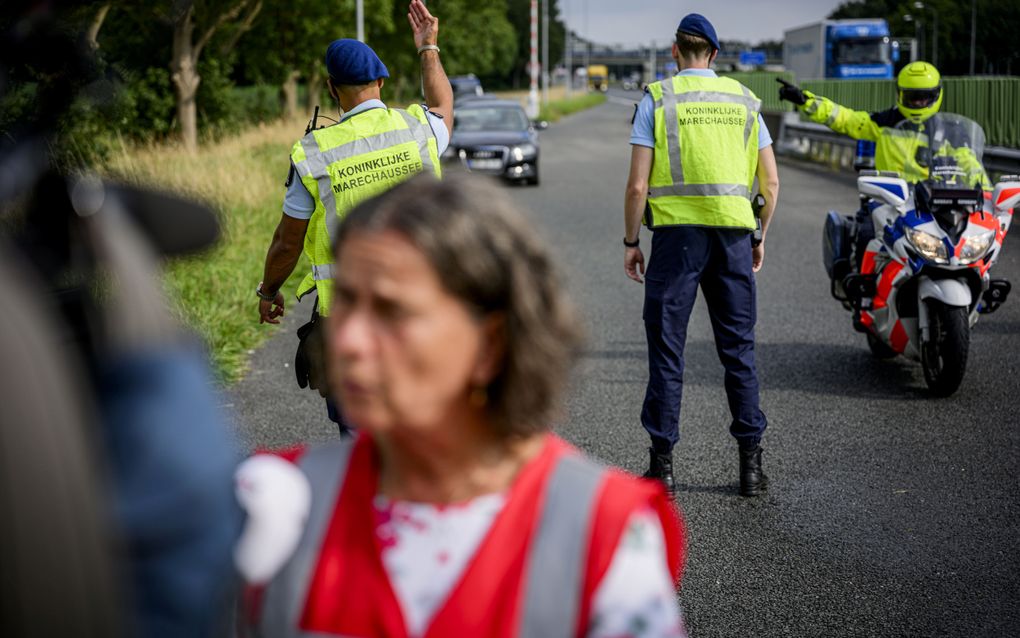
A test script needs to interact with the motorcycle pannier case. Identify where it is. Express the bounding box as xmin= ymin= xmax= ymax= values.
xmin=823 ymin=211 xmax=853 ymax=281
